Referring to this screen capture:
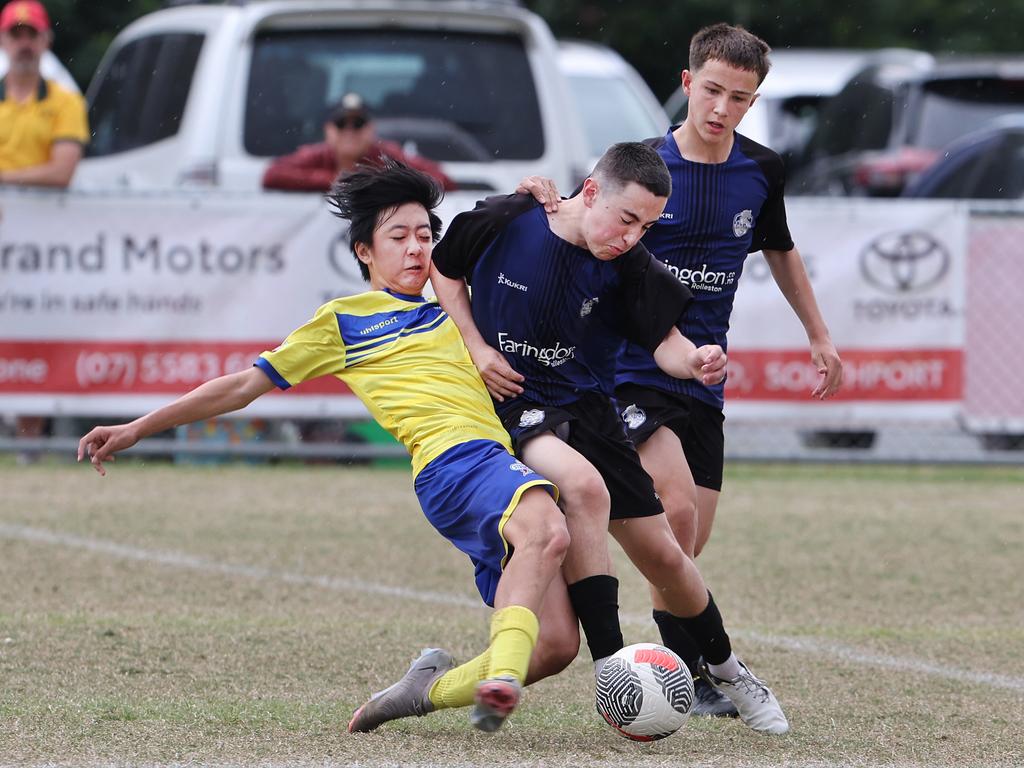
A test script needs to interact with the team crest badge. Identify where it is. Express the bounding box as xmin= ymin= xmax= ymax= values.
xmin=509 ymin=461 xmax=533 ymax=477
xmin=579 ymin=297 xmax=599 ymax=318
xmin=621 ymin=404 xmax=647 ymax=430
xmin=518 ymin=409 xmax=545 ymax=428
xmin=732 ymin=209 xmax=754 ymax=237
